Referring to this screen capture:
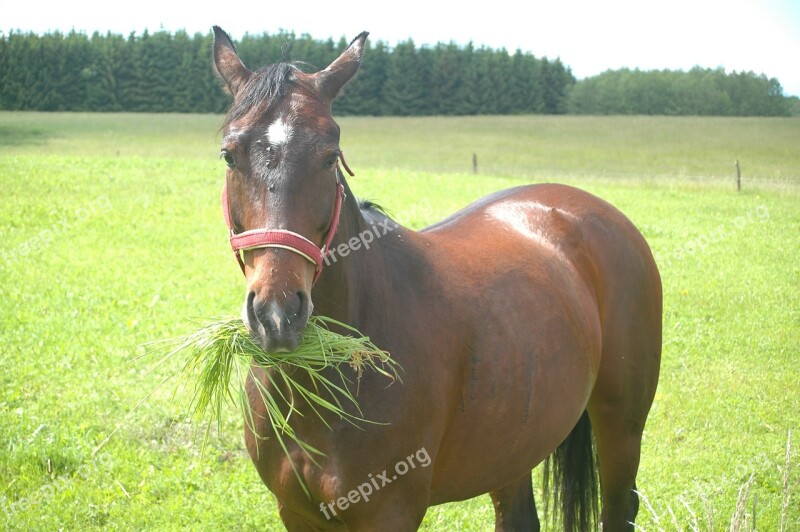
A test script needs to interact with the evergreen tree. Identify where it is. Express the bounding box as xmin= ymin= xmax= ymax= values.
xmin=538 ymin=58 xmax=573 ymax=114
xmin=84 ymin=32 xmax=119 ymax=111
xmin=63 ymin=31 xmax=95 ymax=111
xmin=32 ymin=34 xmax=62 ymax=110
xmin=509 ymin=50 xmax=544 ymax=114
xmin=0 ymin=33 xmax=7 ymax=109
xmin=429 ymin=42 xmax=469 ymax=115
xmin=382 ymin=40 xmax=429 ymax=116
xmin=3 ymin=33 xmax=33 ymax=109
xmin=488 ymin=49 xmax=513 ymax=114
